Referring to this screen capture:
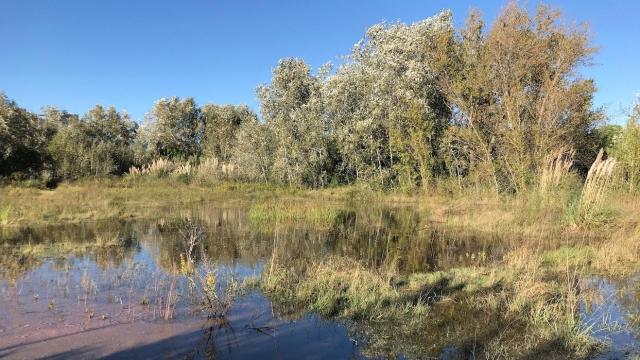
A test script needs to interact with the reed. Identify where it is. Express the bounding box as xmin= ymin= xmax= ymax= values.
xmin=578 ymin=149 xmax=617 ymax=222
xmin=539 ymin=147 xmax=575 ymax=193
